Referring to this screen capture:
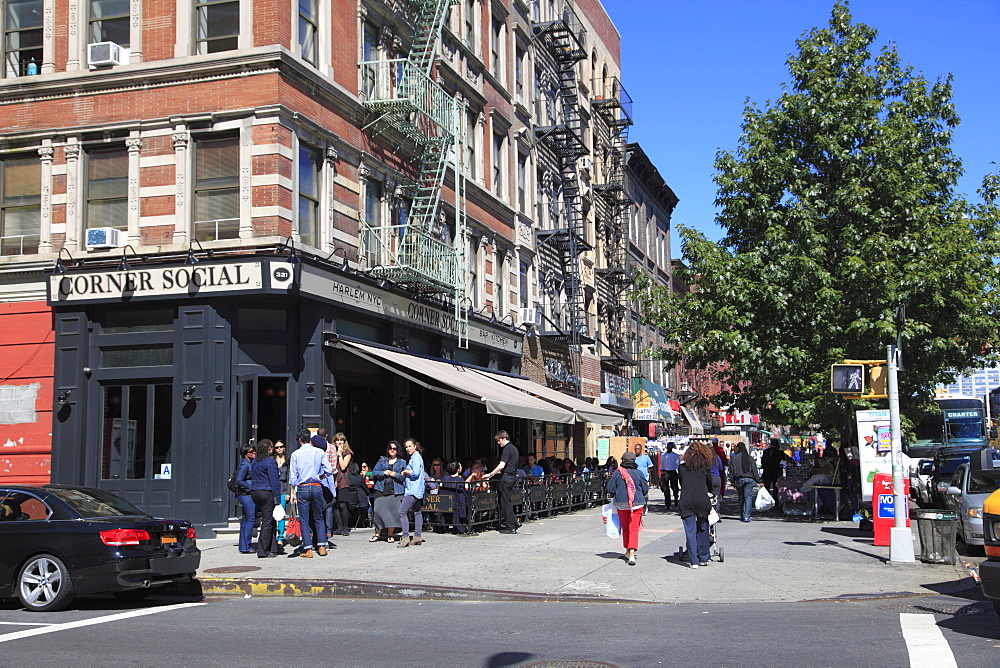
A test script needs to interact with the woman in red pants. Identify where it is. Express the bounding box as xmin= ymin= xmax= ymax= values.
xmin=606 ymin=450 xmax=649 ymax=566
